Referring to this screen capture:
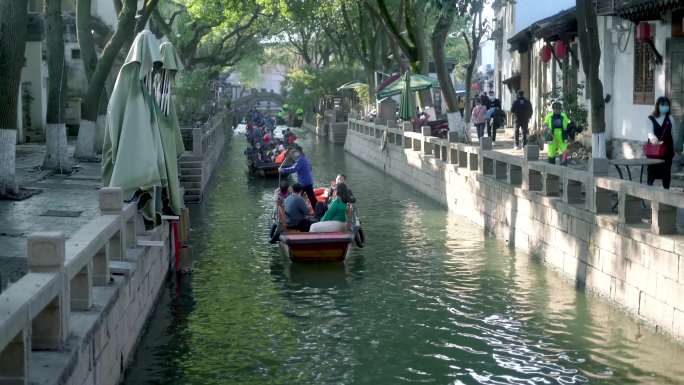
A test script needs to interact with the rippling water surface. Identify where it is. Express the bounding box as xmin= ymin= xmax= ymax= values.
xmin=123 ymin=130 xmax=684 ymax=385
